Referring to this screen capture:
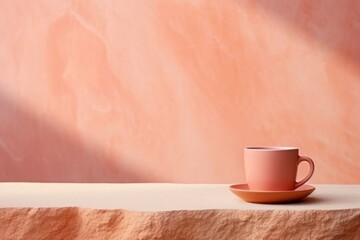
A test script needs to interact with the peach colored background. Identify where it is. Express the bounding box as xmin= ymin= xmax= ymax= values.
xmin=0 ymin=0 xmax=359 ymax=183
